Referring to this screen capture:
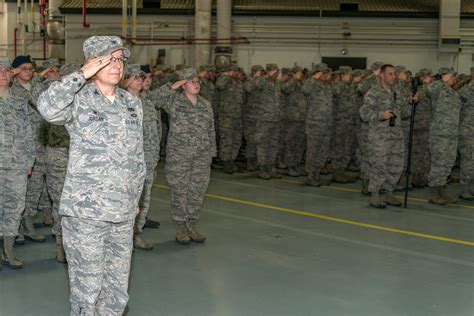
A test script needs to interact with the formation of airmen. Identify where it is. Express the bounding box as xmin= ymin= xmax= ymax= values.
xmin=1 ymin=51 xmax=474 ymax=272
